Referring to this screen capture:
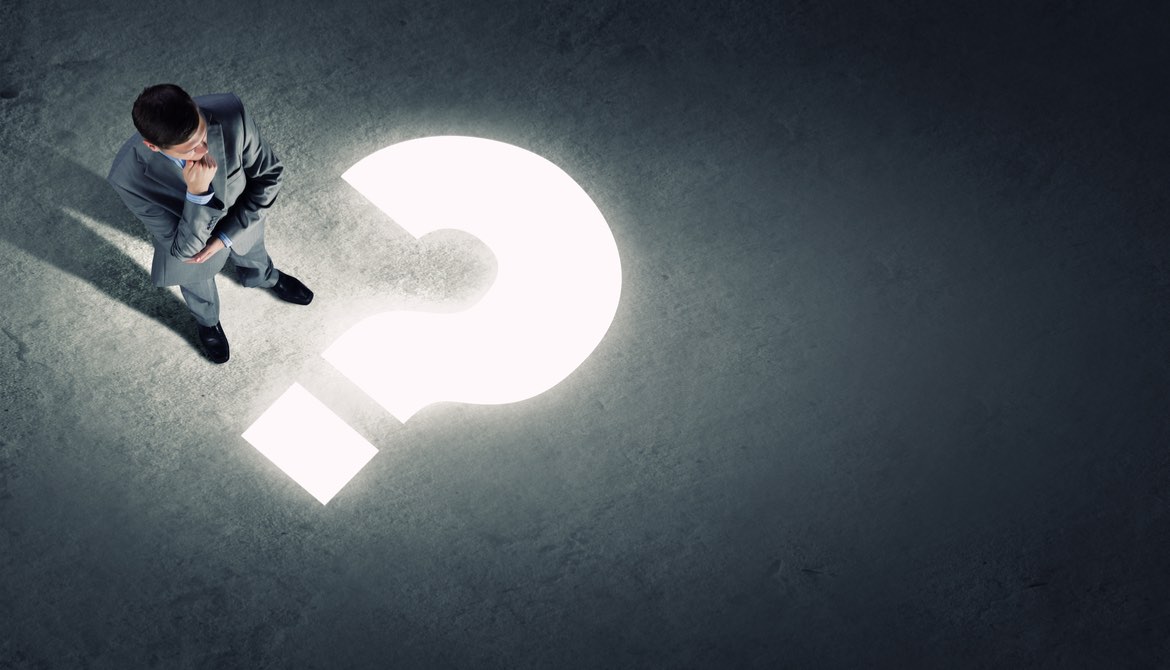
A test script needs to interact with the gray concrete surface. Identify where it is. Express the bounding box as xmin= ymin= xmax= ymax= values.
xmin=2 ymin=0 xmax=1169 ymax=667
